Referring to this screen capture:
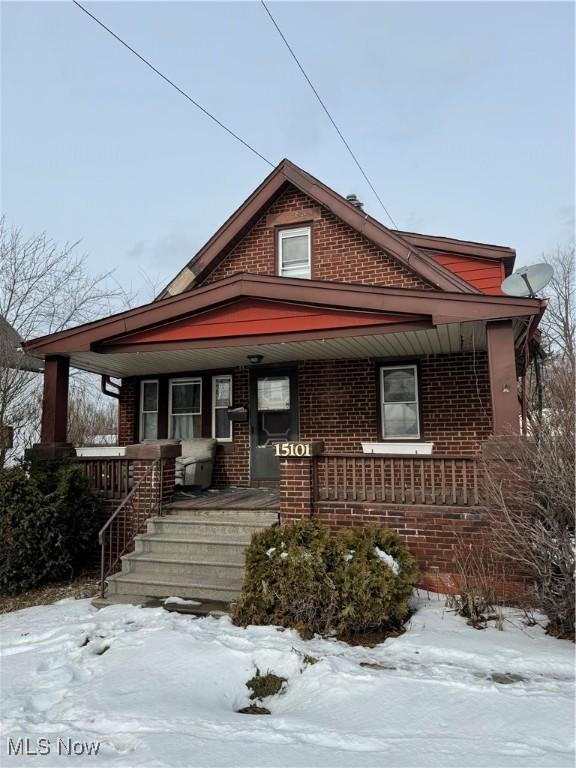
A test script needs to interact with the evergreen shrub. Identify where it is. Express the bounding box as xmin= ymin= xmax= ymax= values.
xmin=233 ymin=520 xmax=418 ymax=639
xmin=0 ymin=460 xmax=102 ymax=593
